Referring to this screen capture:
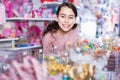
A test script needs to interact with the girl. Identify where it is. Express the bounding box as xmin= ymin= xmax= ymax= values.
xmin=42 ymin=2 xmax=79 ymax=54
